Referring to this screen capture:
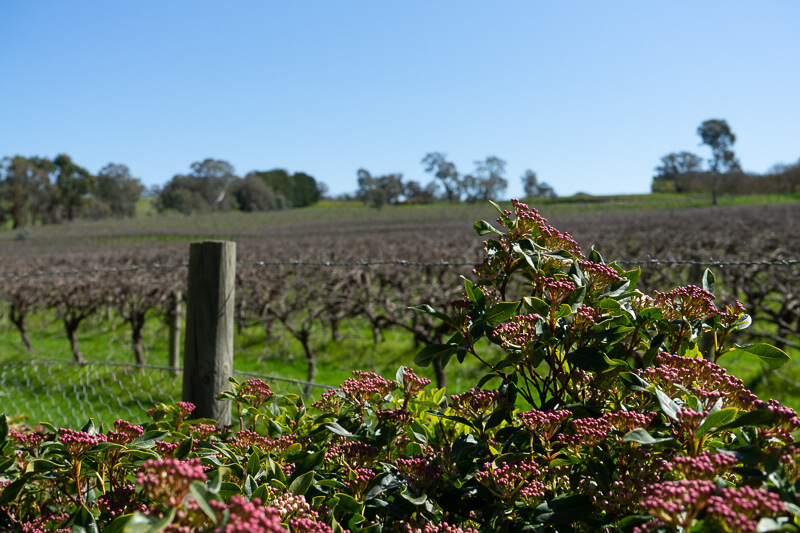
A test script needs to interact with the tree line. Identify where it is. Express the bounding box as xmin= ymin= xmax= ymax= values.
xmin=351 ymin=152 xmax=556 ymax=208
xmin=155 ymin=159 xmax=324 ymax=215
xmin=0 ymin=155 xmax=144 ymax=229
xmin=0 ymin=155 xmax=325 ymax=228
xmin=653 ymin=119 xmax=800 ymax=203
